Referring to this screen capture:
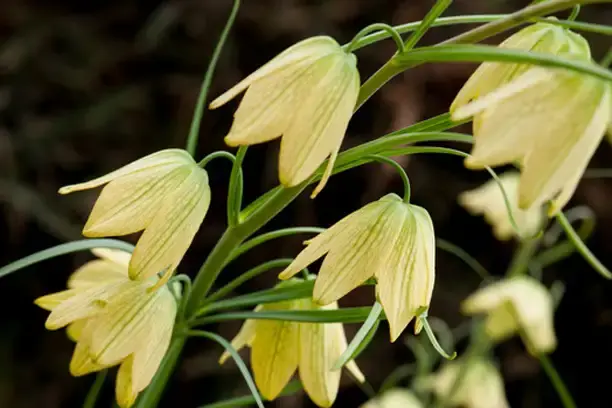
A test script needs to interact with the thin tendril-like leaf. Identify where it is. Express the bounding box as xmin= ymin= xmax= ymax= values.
xmin=0 ymin=238 xmax=134 ymax=279
xmin=333 ymin=302 xmax=383 ymax=370
xmin=186 ymin=330 xmax=264 ymax=408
